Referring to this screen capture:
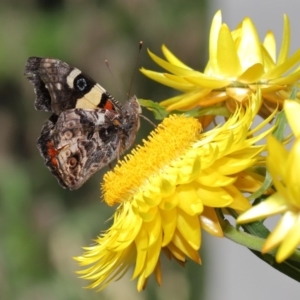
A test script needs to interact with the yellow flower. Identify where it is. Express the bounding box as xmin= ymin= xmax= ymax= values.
xmin=141 ymin=11 xmax=300 ymax=120
xmin=75 ymin=93 xmax=276 ymax=291
xmin=237 ymin=100 xmax=300 ymax=263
